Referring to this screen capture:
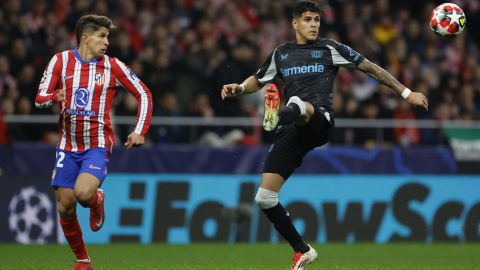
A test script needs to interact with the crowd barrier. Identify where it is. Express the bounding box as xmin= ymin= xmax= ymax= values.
xmin=1 ymin=144 xmax=457 ymax=174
